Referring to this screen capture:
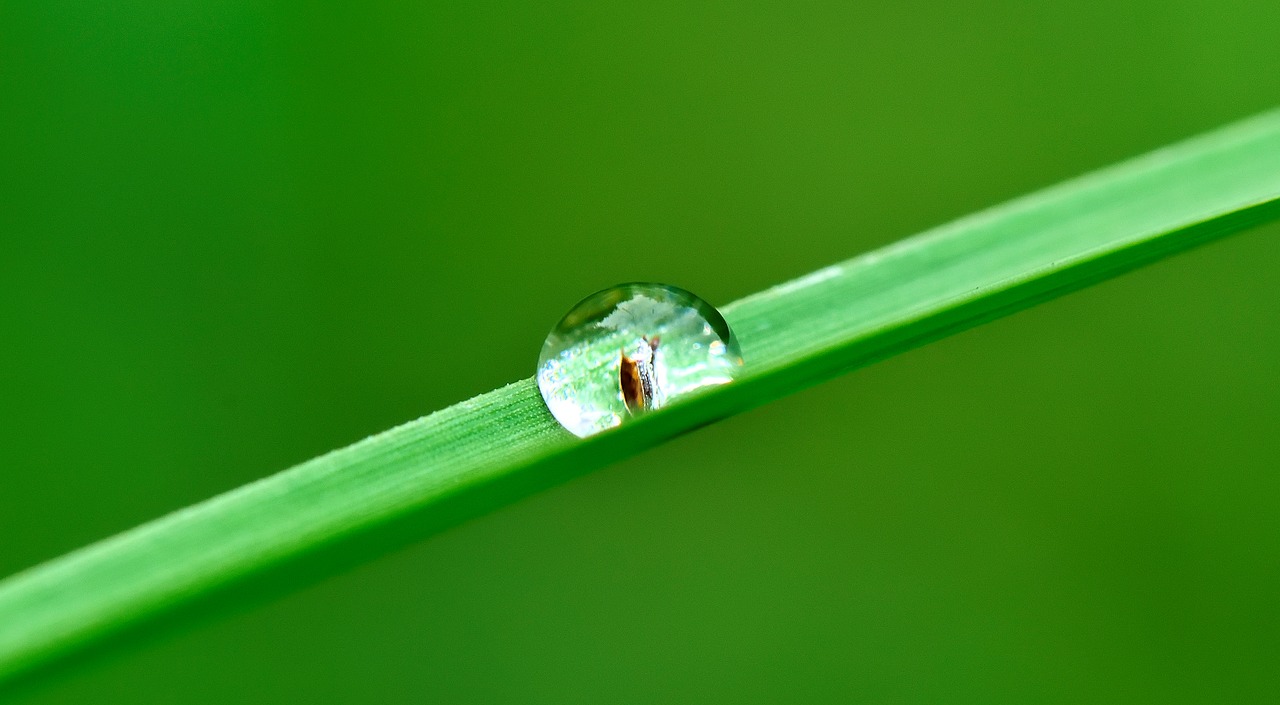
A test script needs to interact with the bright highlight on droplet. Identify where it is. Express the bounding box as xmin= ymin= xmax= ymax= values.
xmin=536 ymin=283 xmax=743 ymax=438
